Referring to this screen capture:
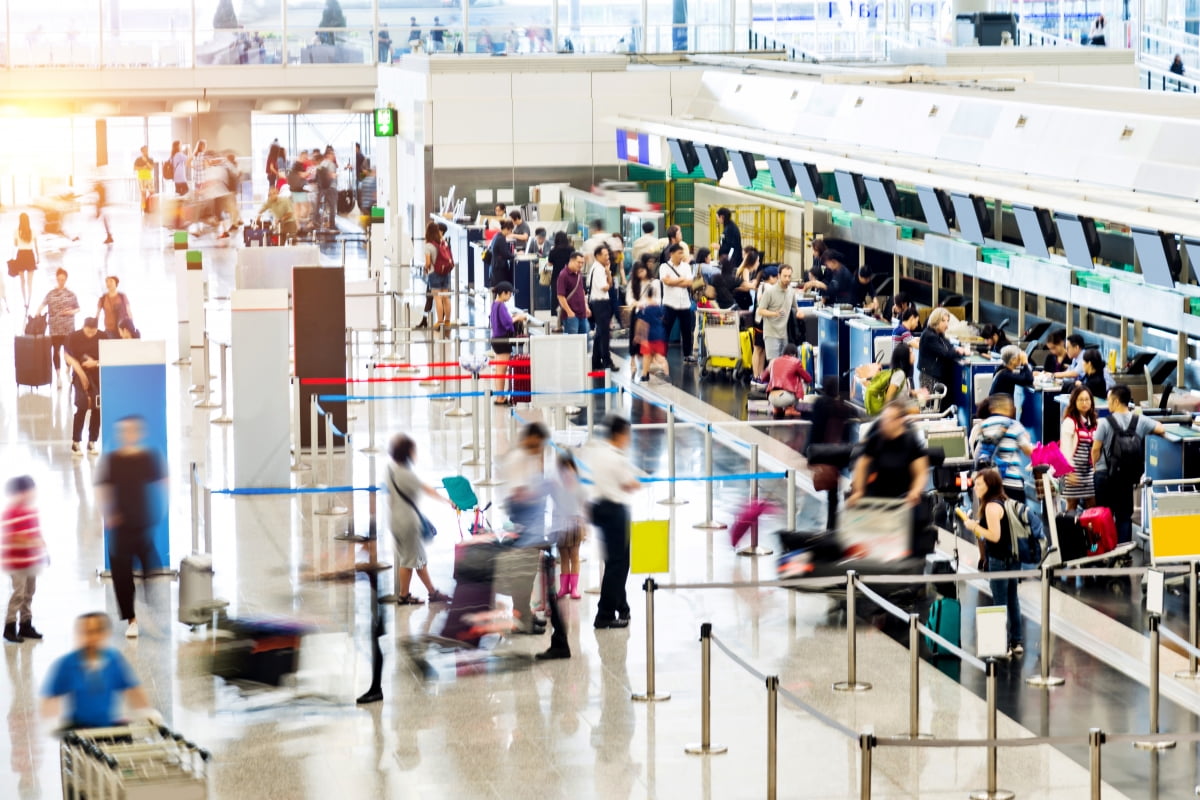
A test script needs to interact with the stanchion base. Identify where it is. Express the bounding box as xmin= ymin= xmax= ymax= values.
xmin=476 ymin=478 xmax=503 ymax=487
xmin=211 ymin=416 xmax=233 ymax=425
xmin=694 ymin=521 xmax=728 ymax=530
xmin=418 ymin=380 xmax=439 ymax=387
xmin=684 ymin=743 xmax=728 ymax=755
xmin=1174 ymin=670 xmax=1200 ymax=680
xmin=631 ymin=692 xmax=671 ymax=702
xmin=1025 ymin=674 xmax=1065 ymax=688
xmin=333 ymin=533 xmax=369 ymax=543
xmin=657 ymin=497 xmax=689 ymax=506
xmin=736 ymin=546 xmax=774 ymax=557
xmin=445 ymin=408 xmax=472 ymax=418
xmin=968 ymin=790 xmax=1014 ymax=800
xmin=194 ymin=401 xmax=220 ymax=409
xmin=189 ymin=385 xmax=205 ymax=394
xmin=832 ymin=681 xmax=872 ymax=693
xmin=1133 ymin=740 xmax=1177 ymax=751
xmin=360 ymin=446 xmax=382 ymax=454
xmin=314 ymin=505 xmax=350 ymax=516
xmin=463 ymin=458 xmax=486 ymax=467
